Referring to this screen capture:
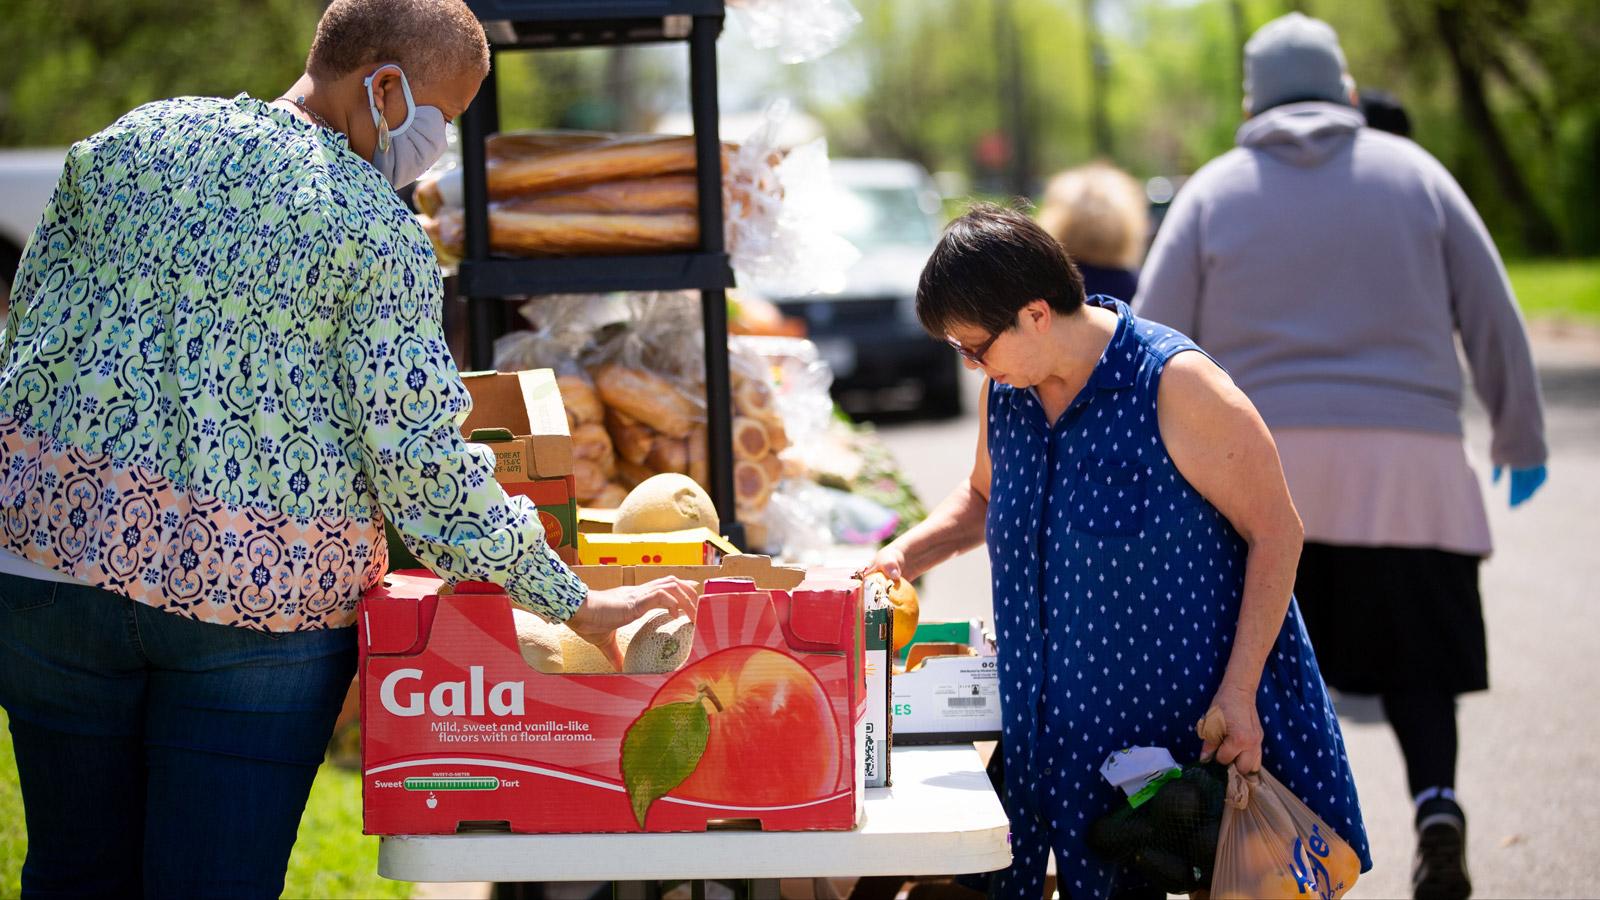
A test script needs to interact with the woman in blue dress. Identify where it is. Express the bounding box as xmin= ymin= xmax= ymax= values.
xmin=867 ymin=205 xmax=1370 ymax=899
